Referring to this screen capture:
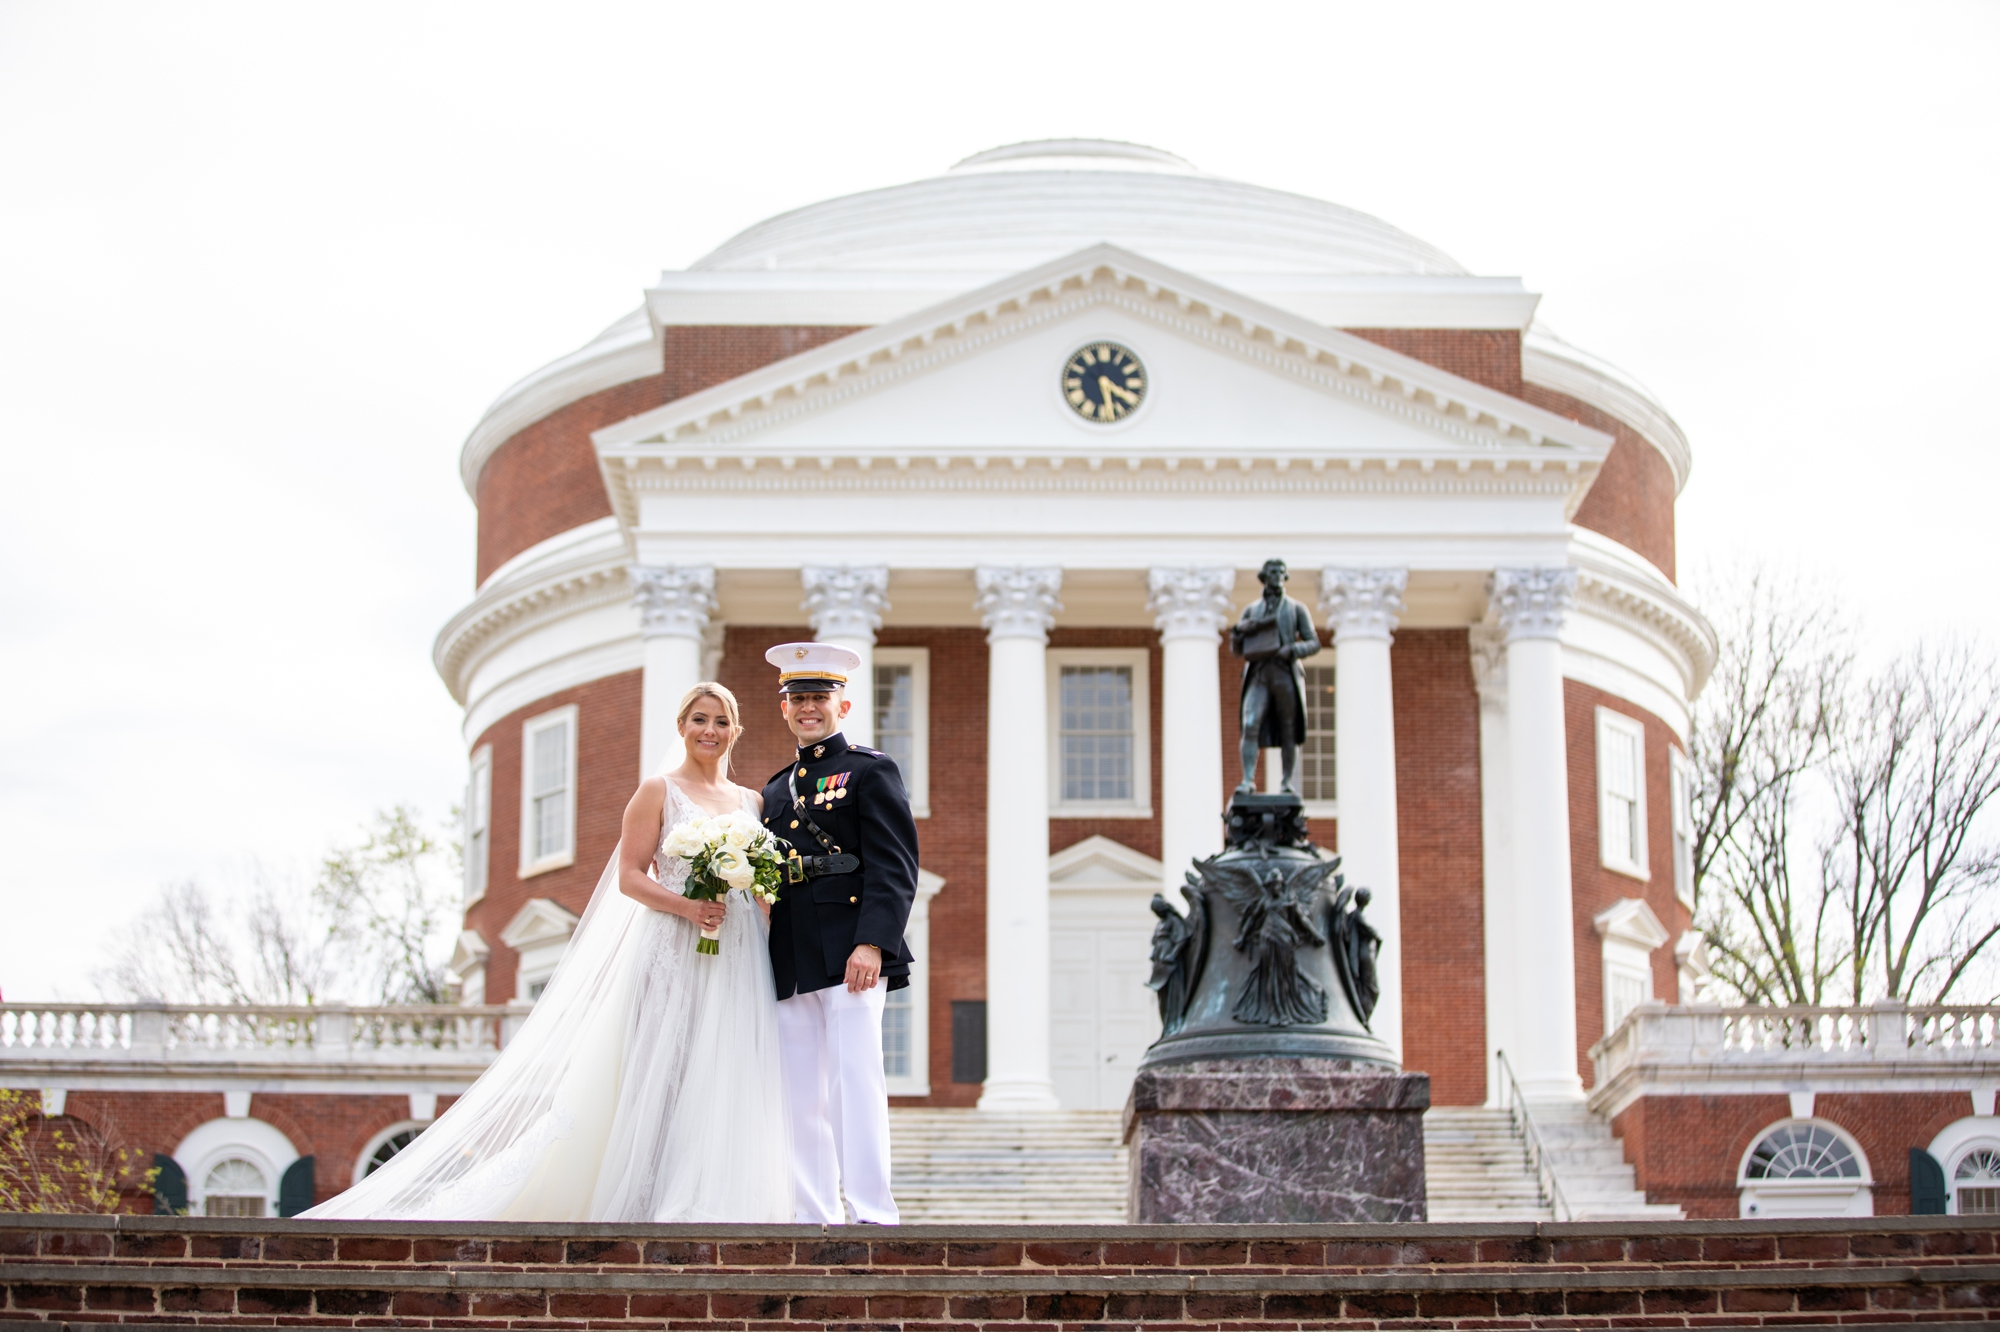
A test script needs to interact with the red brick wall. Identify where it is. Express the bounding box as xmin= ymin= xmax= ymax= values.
xmin=466 ymin=672 xmax=643 ymax=1003
xmin=55 ymin=1091 xmax=460 ymax=1210
xmin=1523 ymin=383 xmax=1679 ymax=581
xmin=473 ymin=327 xmax=861 ymax=585
xmin=1343 ymin=329 xmax=1677 ymax=582
xmin=1565 ymin=681 xmax=1692 ymax=1087
xmin=1614 ymin=1091 xmax=1976 ymax=1218
xmin=1343 ymin=329 xmax=1523 ymax=396
xmin=1391 ymin=630 xmax=1486 ymax=1105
